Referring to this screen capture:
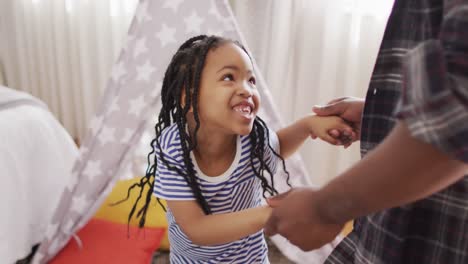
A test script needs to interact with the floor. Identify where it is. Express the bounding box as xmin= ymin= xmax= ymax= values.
xmin=151 ymin=238 xmax=294 ymax=263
